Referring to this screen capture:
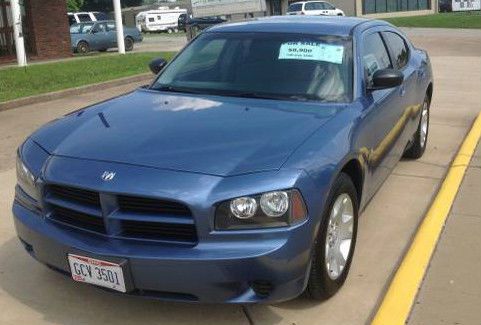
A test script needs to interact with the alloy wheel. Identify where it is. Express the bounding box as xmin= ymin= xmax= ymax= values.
xmin=325 ymin=193 xmax=354 ymax=280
